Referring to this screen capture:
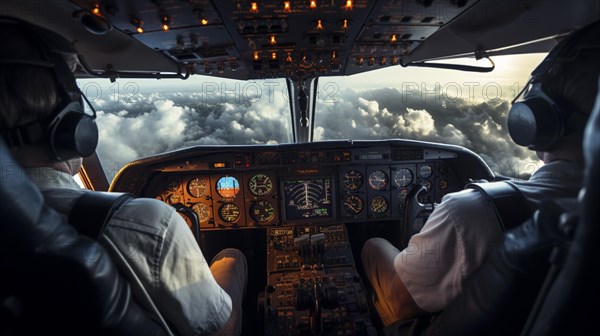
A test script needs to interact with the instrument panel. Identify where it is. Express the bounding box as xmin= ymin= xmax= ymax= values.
xmin=117 ymin=140 xmax=493 ymax=229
